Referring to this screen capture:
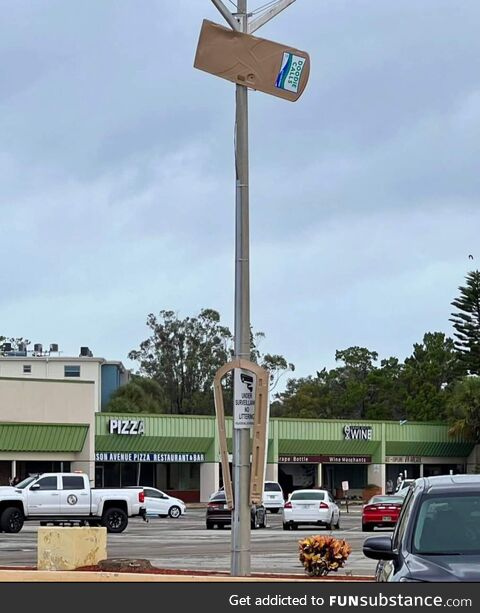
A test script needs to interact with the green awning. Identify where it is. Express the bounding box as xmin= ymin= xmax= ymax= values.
xmin=279 ymin=439 xmax=380 ymax=456
xmin=0 ymin=423 xmax=89 ymax=452
xmin=95 ymin=435 xmax=212 ymax=454
xmin=386 ymin=441 xmax=475 ymax=457
xmin=226 ymin=438 xmax=274 ymax=453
